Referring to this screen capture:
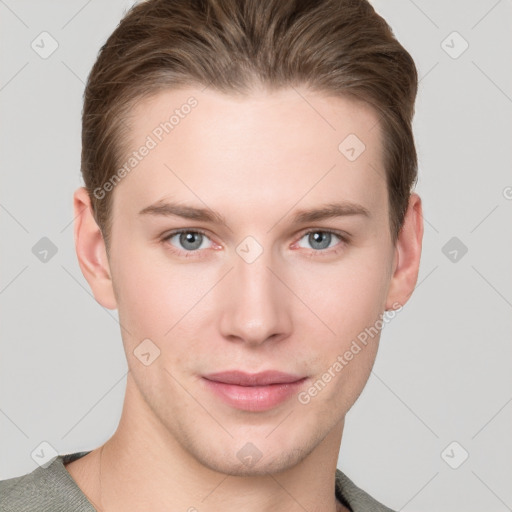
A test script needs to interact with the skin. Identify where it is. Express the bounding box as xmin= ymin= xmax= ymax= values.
xmin=68 ymin=85 xmax=423 ymax=512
